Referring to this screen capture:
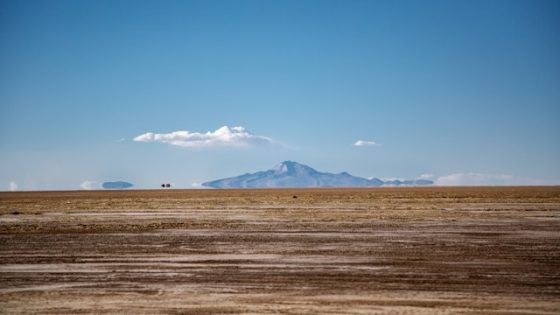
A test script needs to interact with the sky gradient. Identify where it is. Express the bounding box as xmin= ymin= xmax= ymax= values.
xmin=1 ymin=0 xmax=559 ymax=190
